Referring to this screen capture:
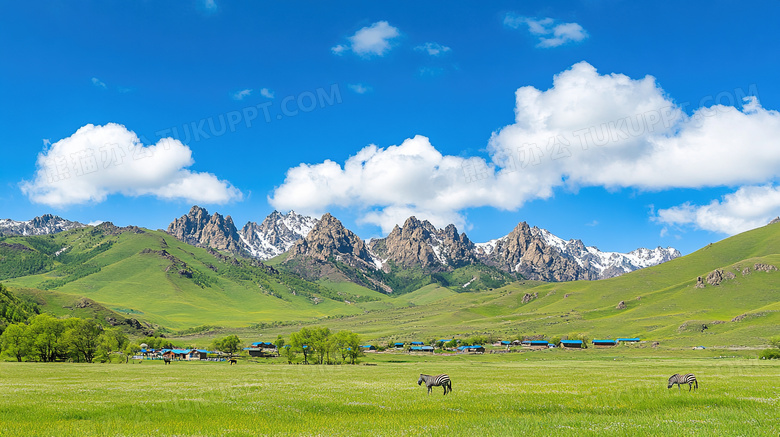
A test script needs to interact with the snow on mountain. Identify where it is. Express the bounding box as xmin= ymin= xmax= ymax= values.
xmin=474 ymin=238 xmax=501 ymax=256
xmin=0 ymin=214 xmax=84 ymax=236
xmin=478 ymin=226 xmax=680 ymax=280
xmin=239 ymin=211 xmax=318 ymax=259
